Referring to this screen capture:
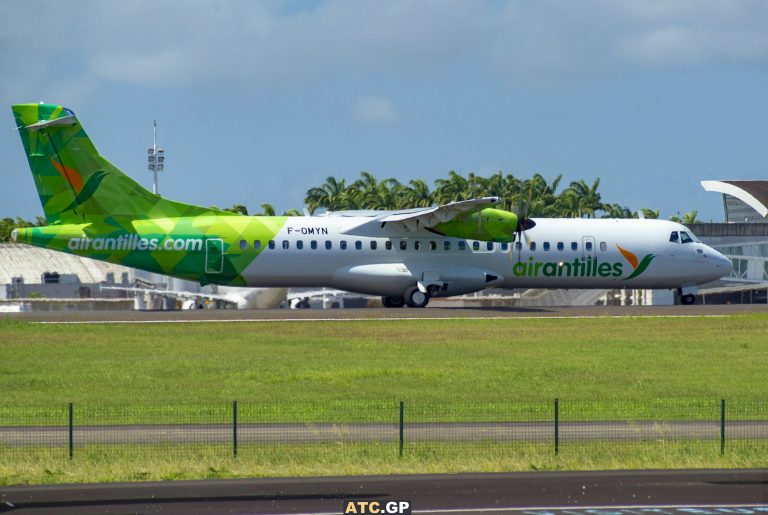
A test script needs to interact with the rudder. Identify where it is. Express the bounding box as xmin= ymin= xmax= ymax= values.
xmin=12 ymin=103 xmax=232 ymax=224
